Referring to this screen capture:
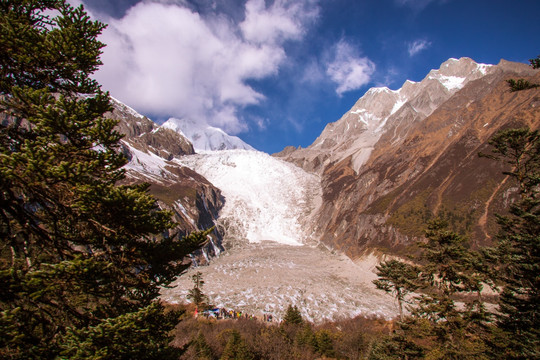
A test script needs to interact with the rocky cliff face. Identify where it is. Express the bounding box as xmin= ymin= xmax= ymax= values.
xmin=275 ymin=58 xmax=540 ymax=258
xmin=111 ymin=98 xmax=195 ymax=158
xmin=109 ymin=99 xmax=225 ymax=262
